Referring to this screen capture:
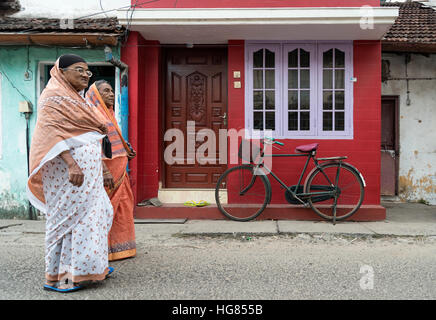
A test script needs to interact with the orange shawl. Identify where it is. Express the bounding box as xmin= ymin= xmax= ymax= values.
xmin=27 ymin=59 xmax=107 ymax=213
xmin=85 ymin=83 xmax=129 ymax=159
